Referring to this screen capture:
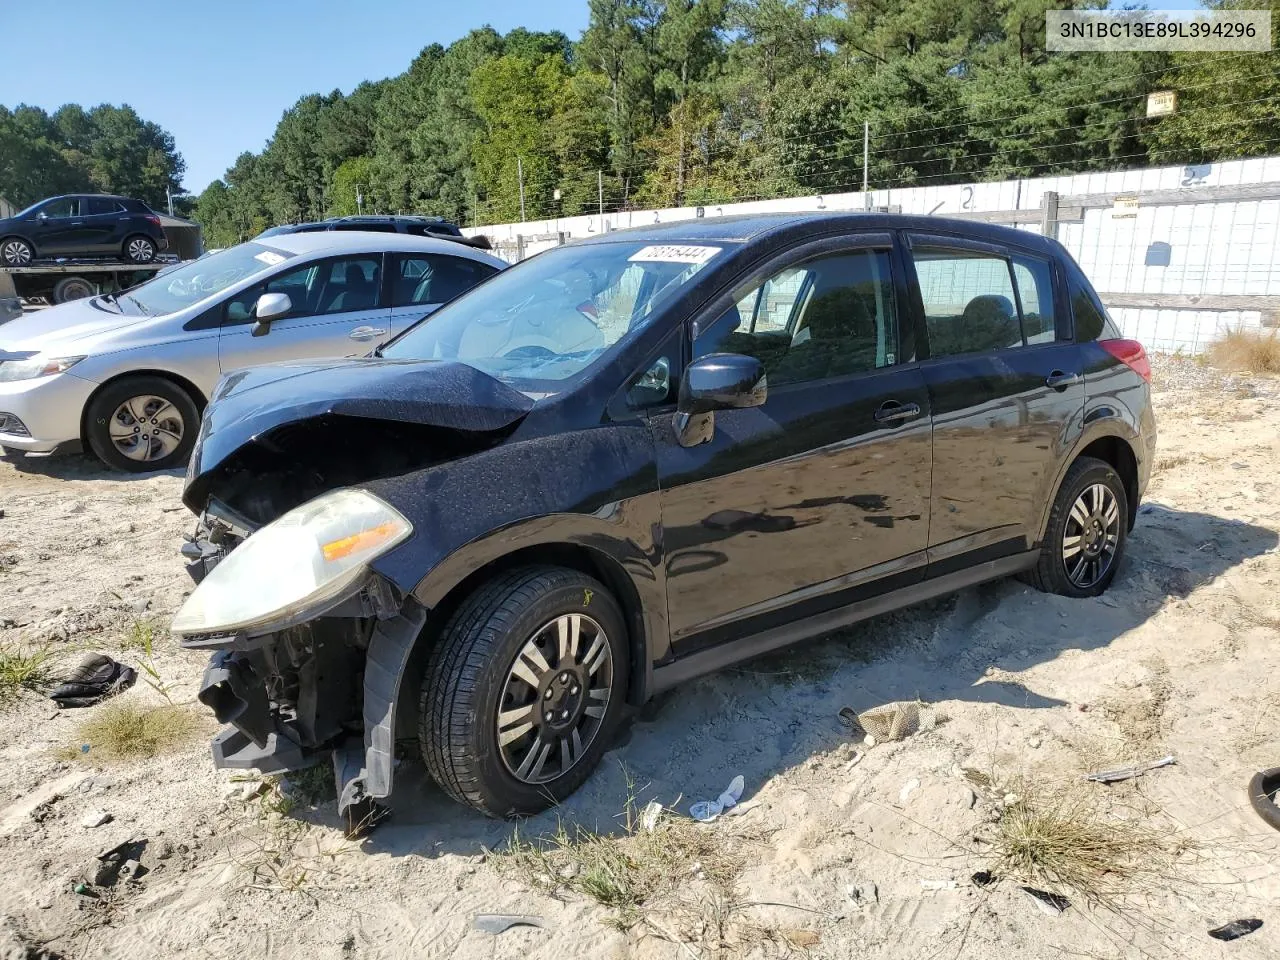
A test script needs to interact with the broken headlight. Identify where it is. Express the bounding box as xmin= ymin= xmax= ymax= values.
xmin=171 ymin=488 xmax=411 ymax=637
